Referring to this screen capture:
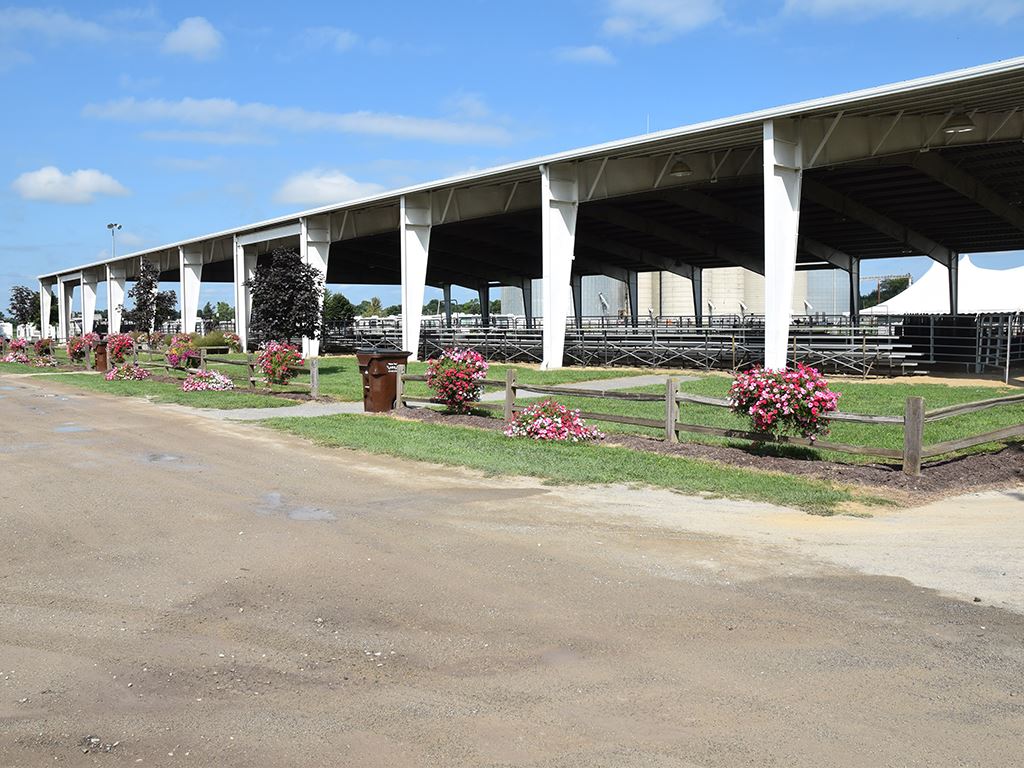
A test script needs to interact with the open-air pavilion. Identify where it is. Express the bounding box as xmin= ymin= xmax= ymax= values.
xmin=38 ymin=57 xmax=1024 ymax=370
